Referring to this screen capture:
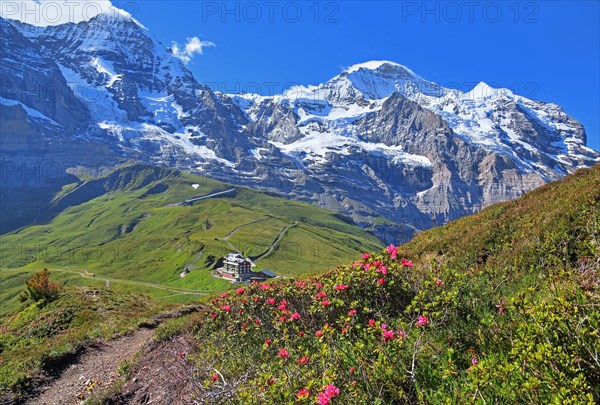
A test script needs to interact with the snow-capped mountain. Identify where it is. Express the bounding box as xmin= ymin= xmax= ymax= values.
xmin=1 ymin=10 xmax=598 ymax=241
xmin=234 ymin=60 xmax=594 ymax=175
